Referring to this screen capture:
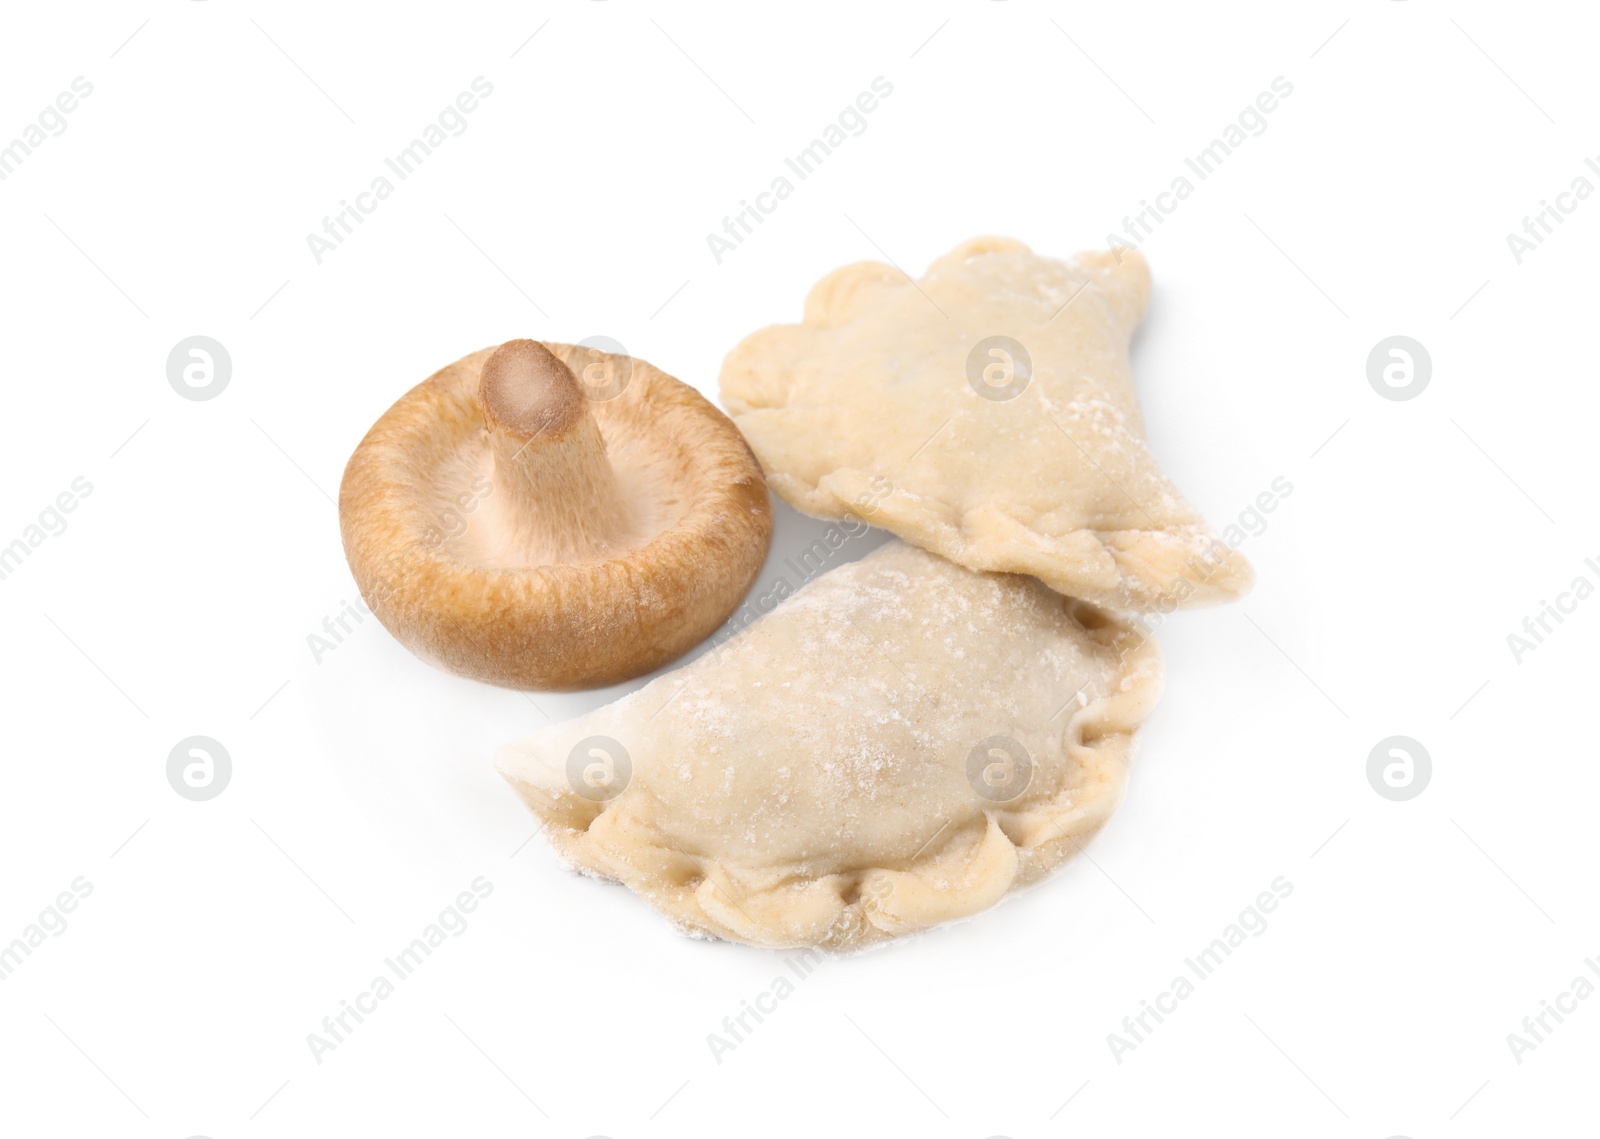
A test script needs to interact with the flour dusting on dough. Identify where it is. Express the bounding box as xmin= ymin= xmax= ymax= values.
xmin=497 ymin=541 xmax=1163 ymax=951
